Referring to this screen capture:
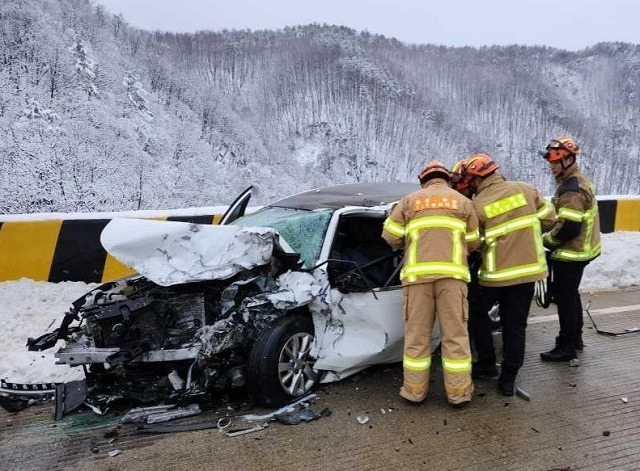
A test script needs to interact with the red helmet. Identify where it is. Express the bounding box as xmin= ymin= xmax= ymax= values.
xmin=464 ymin=154 xmax=499 ymax=178
xmin=543 ymin=136 xmax=580 ymax=162
xmin=418 ymin=160 xmax=451 ymax=183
